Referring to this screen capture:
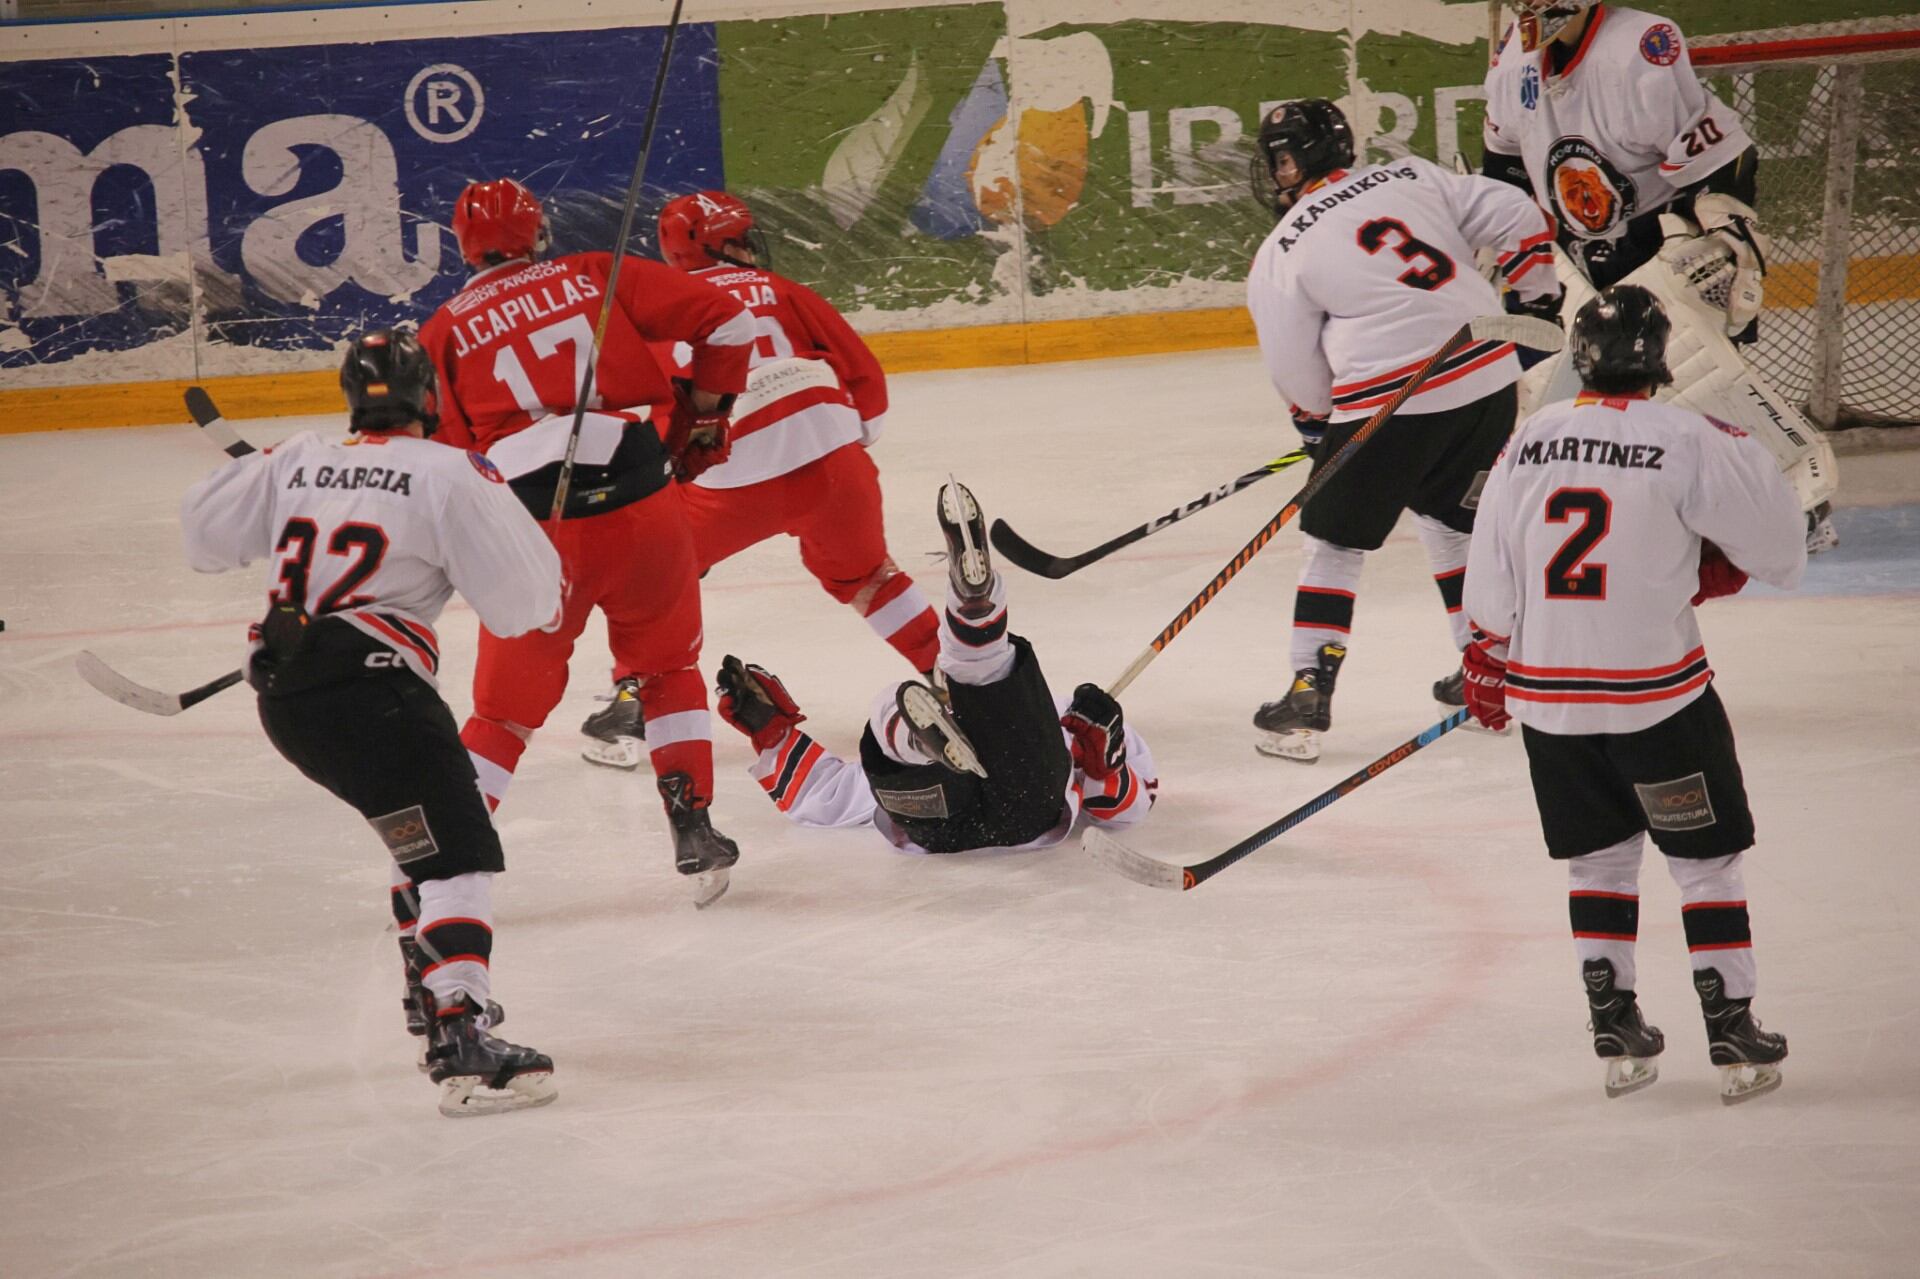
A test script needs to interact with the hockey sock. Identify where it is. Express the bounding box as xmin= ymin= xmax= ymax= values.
xmin=938 ymin=572 xmax=1014 ymax=686
xmin=849 ymin=559 xmax=940 ymax=673
xmin=416 ymin=871 xmax=494 ymax=1009
xmin=461 ymin=717 xmax=529 ymax=813
xmin=1291 ymin=536 xmax=1363 ymax=671
xmin=638 ymin=666 xmax=716 ymax=801
xmin=1668 ymin=853 xmax=1757 ymax=999
xmin=869 ymin=684 xmax=934 ymax=767
xmin=1568 ymin=833 xmax=1645 ymax=991
xmin=390 ymin=864 xmax=420 ymax=938
xmin=1414 ymin=515 xmax=1472 ymax=652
